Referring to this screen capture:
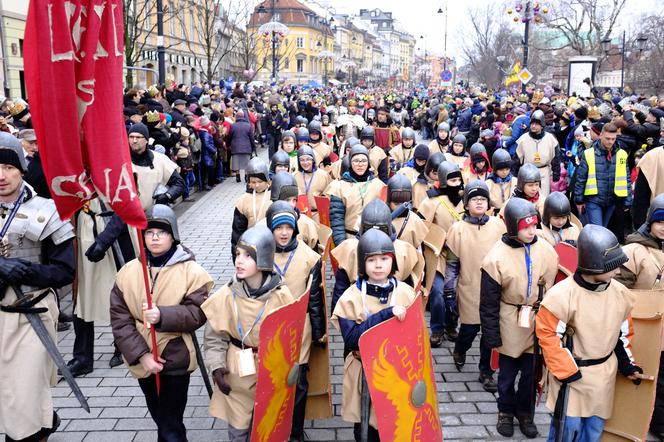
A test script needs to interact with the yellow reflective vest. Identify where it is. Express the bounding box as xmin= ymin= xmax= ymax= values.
xmin=583 ymin=147 xmax=628 ymax=197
